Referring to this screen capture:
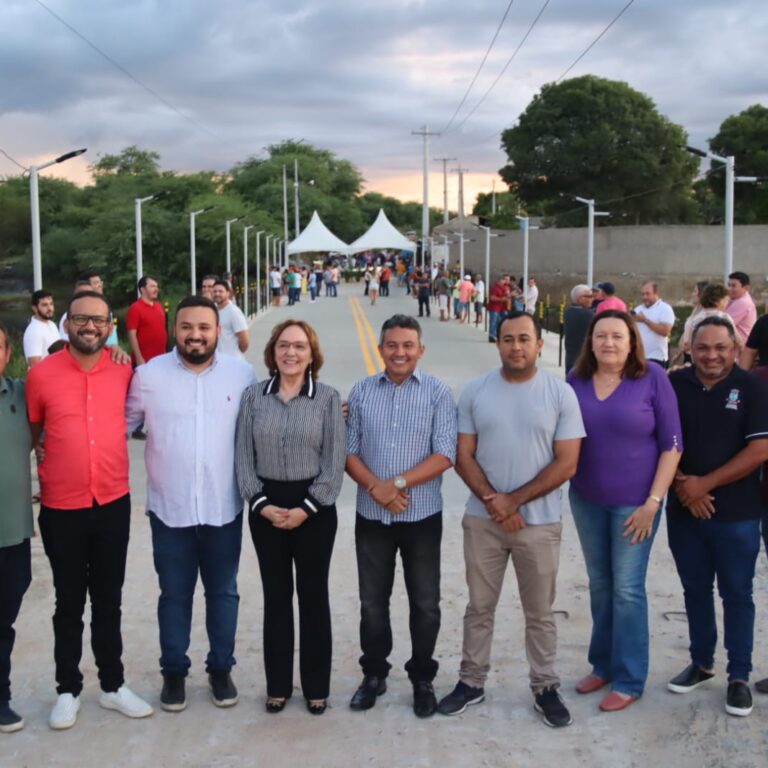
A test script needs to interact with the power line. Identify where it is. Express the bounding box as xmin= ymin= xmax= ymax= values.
xmin=32 ymin=0 xmax=223 ymax=142
xmin=455 ymin=0 xmax=551 ymax=132
xmin=0 ymin=149 xmax=28 ymax=173
xmin=440 ymin=0 xmax=516 ymax=134
xmin=556 ymin=0 xmax=635 ymax=82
